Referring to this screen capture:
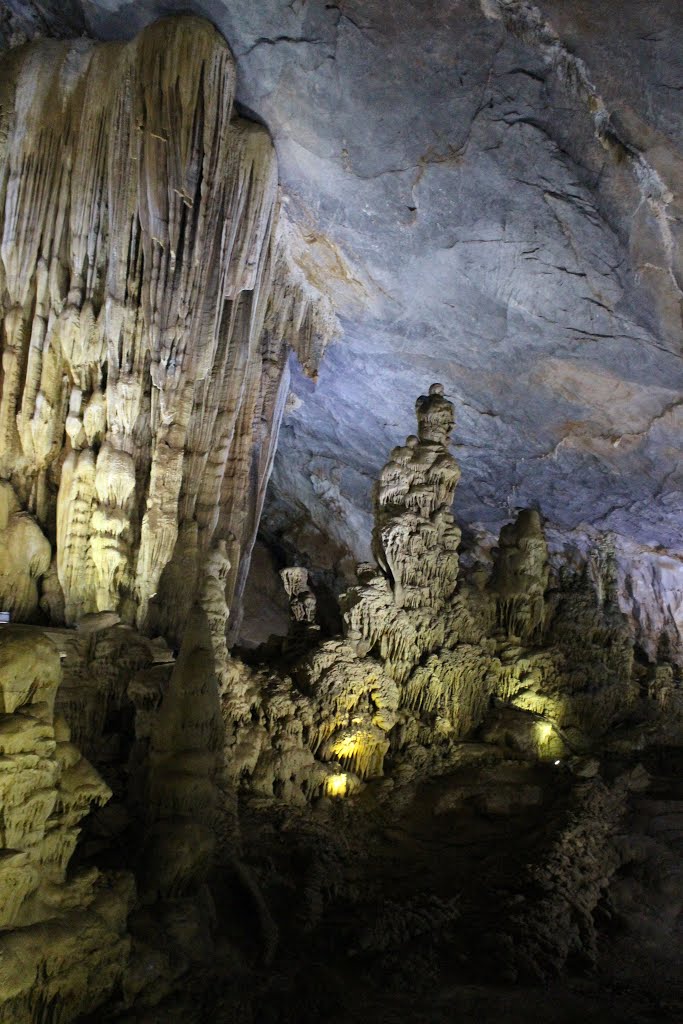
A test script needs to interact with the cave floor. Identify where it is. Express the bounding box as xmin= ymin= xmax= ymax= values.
xmin=89 ymin=752 xmax=683 ymax=1024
